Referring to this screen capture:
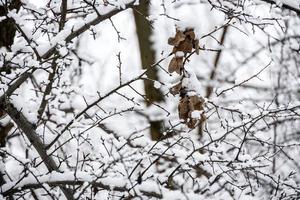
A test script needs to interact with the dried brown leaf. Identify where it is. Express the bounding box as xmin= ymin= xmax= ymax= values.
xmin=168 ymin=37 xmax=176 ymax=46
xmin=168 ymin=57 xmax=183 ymax=74
xmin=178 ymin=97 xmax=189 ymax=121
xmin=176 ymin=39 xmax=193 ymax=53
xmin=187 ymin=117 xmax=198 ymax=129
xmin=170 ymin=82 xmax=182 ymax=96
xmin=189 ymin=95 xmax=205 ymax=111
xmin=177 ymin=95 xmax=206 ymax=129
xmin=184 ymin=29 xmax=195 ymax=40
xmin=168 ymin=29 xmax=186 ymax=46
